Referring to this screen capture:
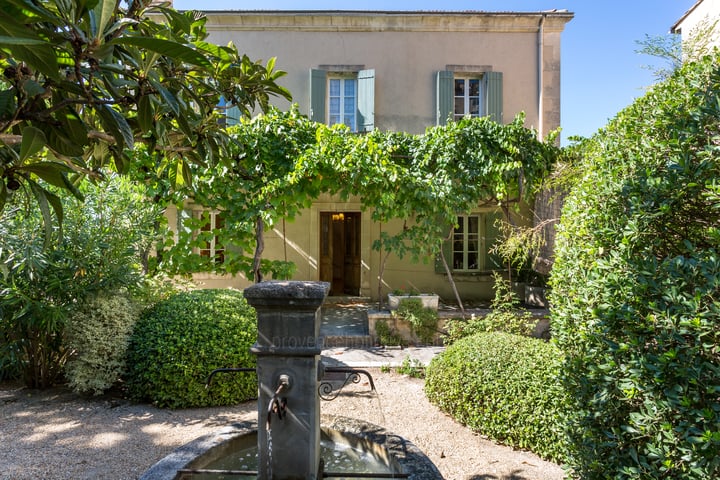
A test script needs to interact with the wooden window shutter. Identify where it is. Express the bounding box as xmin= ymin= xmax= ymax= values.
xmin=484 ymin=71 xmax=503 ymax=123
xmin=436 ymin=70 xmax=454 ymax=126
xmin=357 ymin=69 xmax=375 ymax=132
xmin=309 ymin=69 xmax=327 ymax=123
